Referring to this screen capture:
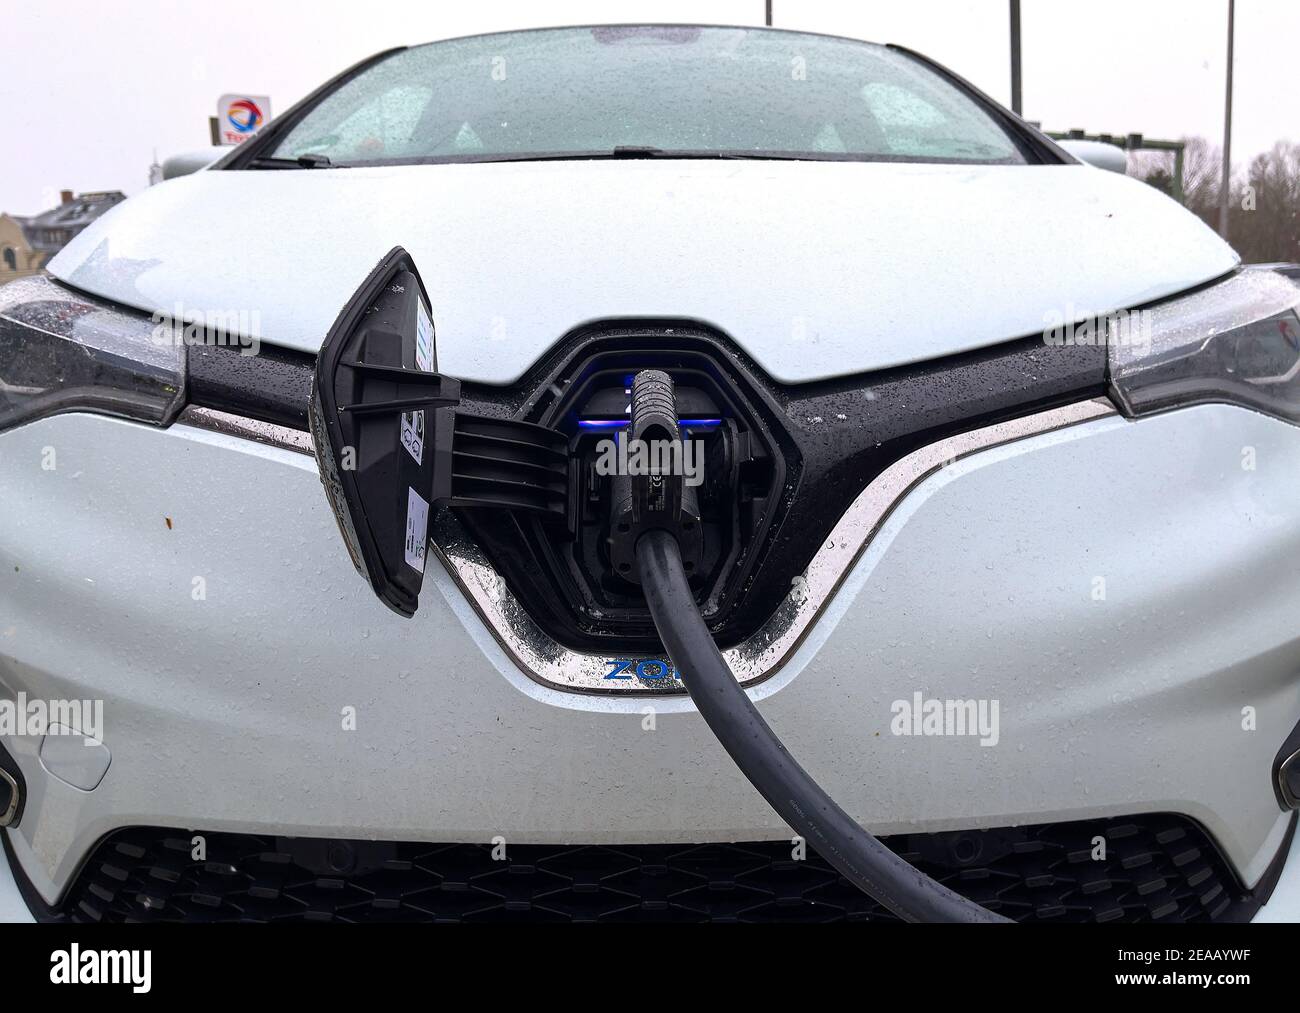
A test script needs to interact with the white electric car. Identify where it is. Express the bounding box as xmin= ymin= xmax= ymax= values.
xmin=2 ymin=24 xmax=1299 ymax=923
